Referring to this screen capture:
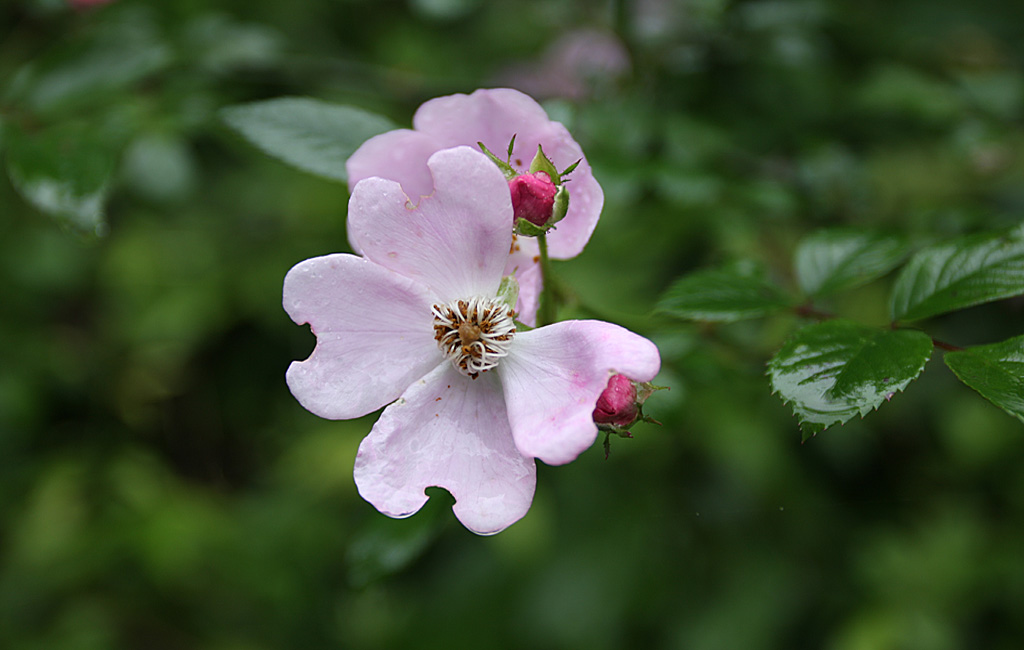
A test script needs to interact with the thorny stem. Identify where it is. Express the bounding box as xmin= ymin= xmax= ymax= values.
xmin=932 ymin=338 xmax=964 ymax=352
xmin=536 ymin=232 xmax=555 ymax=326
xmin=794 ymin=303 xmax=835 ymax=321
